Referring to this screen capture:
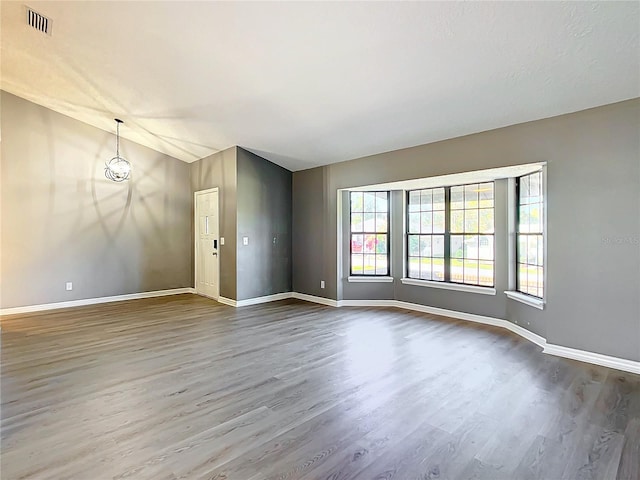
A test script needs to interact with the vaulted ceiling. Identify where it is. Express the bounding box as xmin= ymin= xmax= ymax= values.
xmin=1 ymin=1 xmax=638 ymax=171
